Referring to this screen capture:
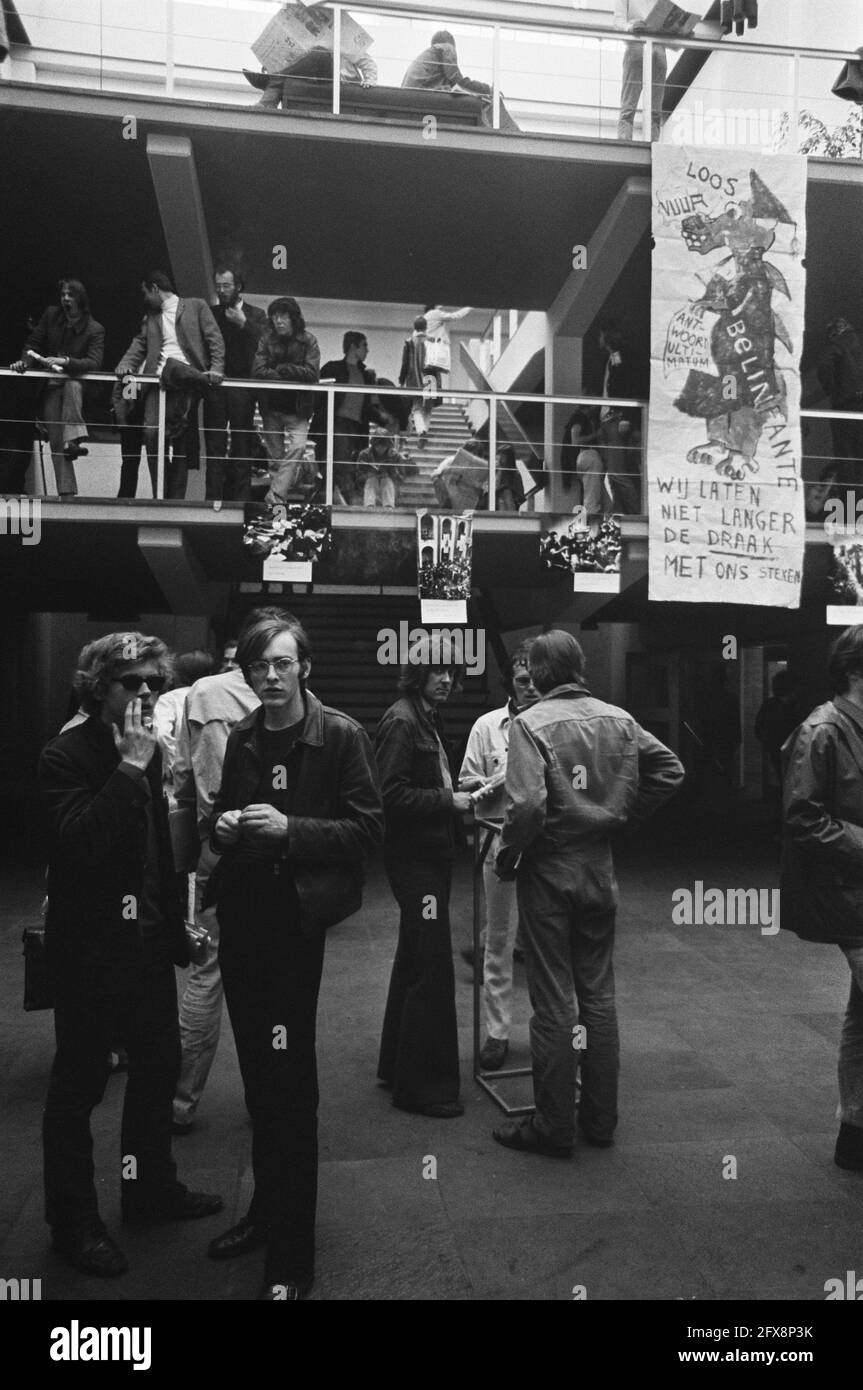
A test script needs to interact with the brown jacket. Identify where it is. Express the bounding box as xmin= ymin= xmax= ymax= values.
xmin=116 ymin=298 xmax=225 ymax=376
